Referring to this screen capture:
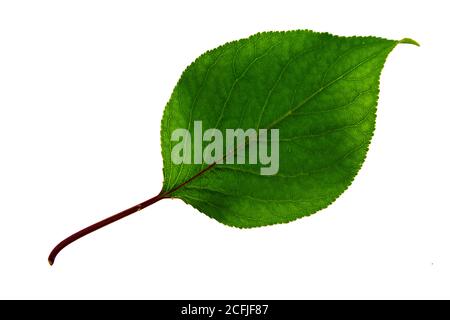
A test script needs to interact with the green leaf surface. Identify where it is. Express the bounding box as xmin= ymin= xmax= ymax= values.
xmin=160 ymin=30 xmax=415 ymax=227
